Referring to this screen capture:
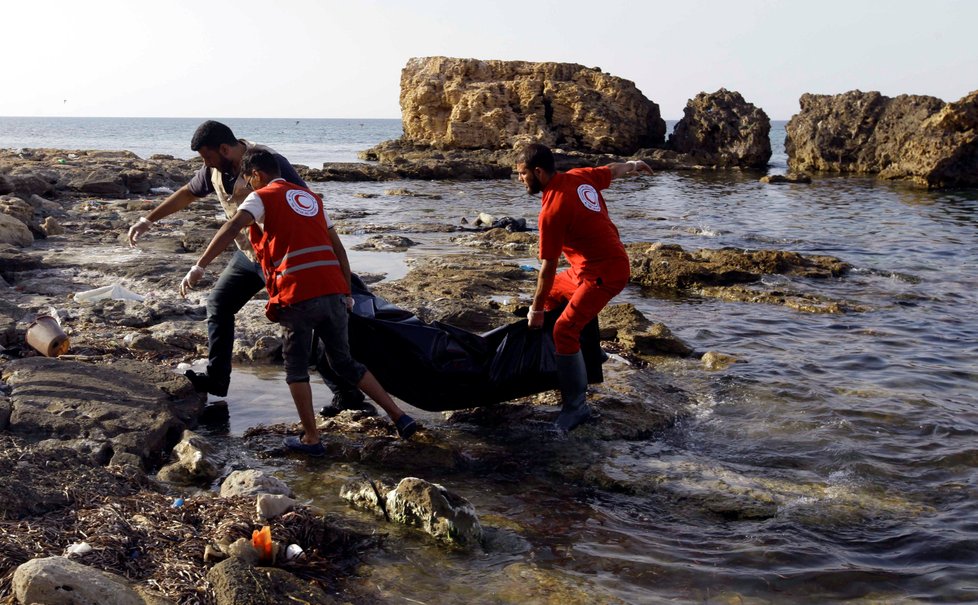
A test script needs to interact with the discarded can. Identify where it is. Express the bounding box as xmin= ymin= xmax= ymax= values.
xmin=25 ymin=315 xmax=69 ymax=357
